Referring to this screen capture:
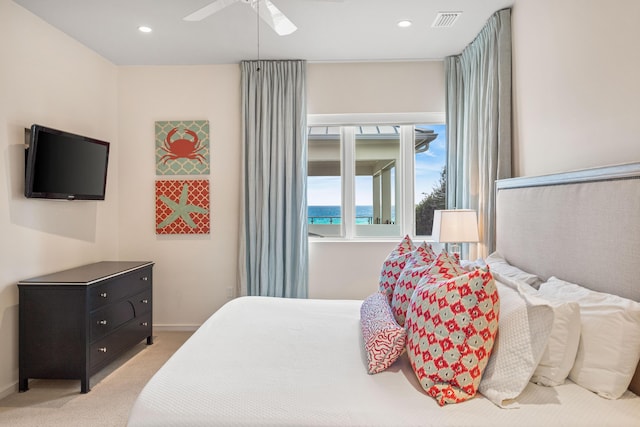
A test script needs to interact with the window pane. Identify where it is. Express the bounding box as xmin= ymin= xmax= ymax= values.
xmin=355 ymin=125 xmax=400 ymax=237
xmin=355 ymin=176 xmax=373 ymax=224
xmin=414 ymin=124 xmax=447 ymax=236
xmin=307 ymin=127 xmax=342 ymax=237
